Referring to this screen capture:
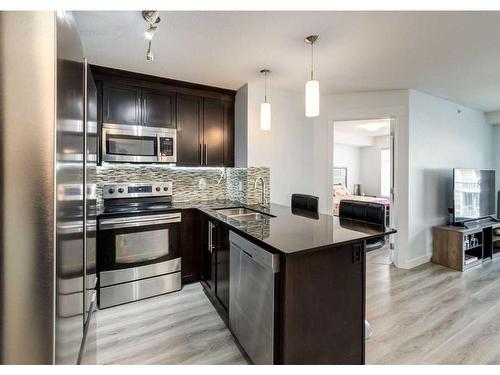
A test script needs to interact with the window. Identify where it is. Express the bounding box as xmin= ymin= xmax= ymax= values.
xmin=380 ymin=149 xmax=391 ymax=197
